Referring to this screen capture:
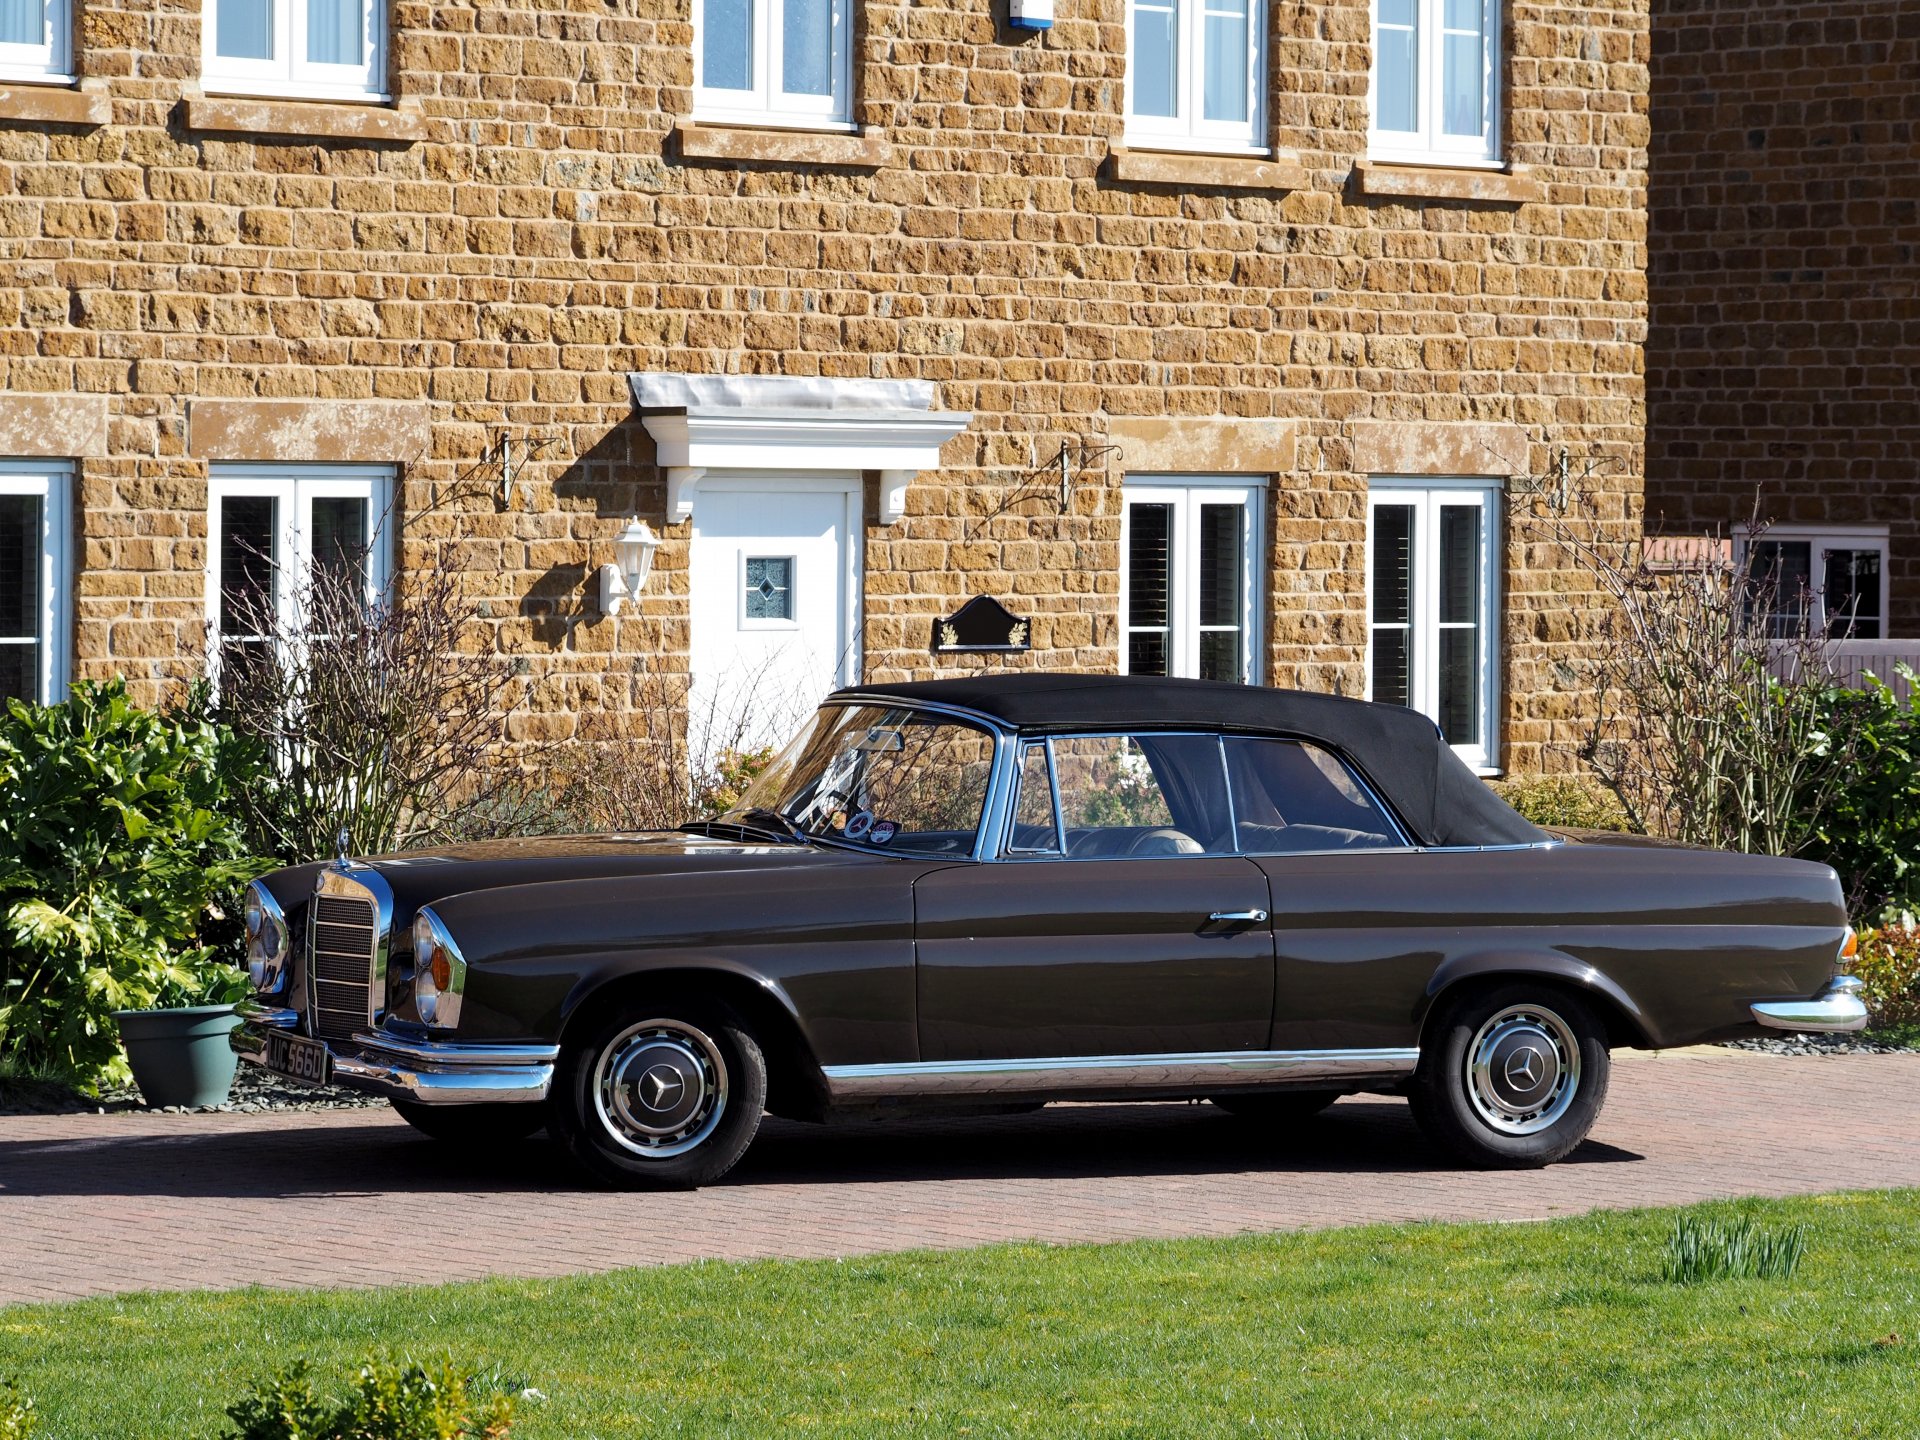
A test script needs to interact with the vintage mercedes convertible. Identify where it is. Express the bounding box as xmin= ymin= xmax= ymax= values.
xmin=234 ymin=675 xmax=1866 ymax=1188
